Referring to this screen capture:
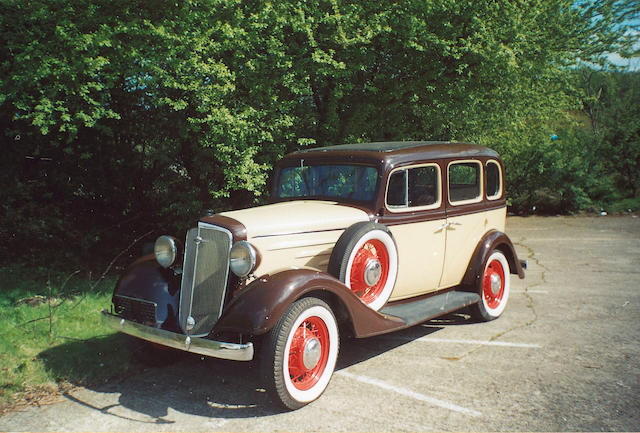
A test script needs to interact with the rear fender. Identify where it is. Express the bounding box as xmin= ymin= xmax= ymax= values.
xmin=461 ymin=230 xmax=525 ymax=289
xmin=213 ymin=269 xmax=404 ymax=338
